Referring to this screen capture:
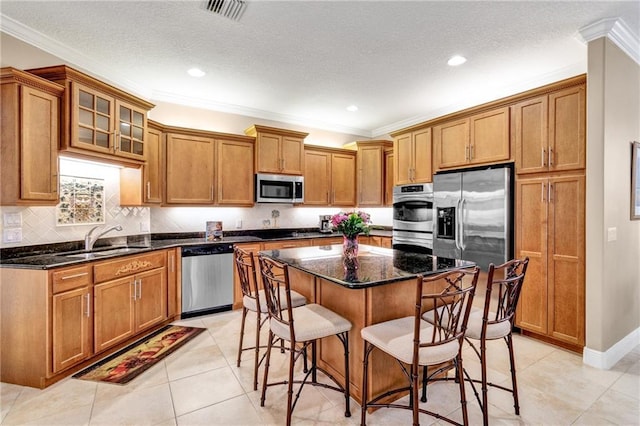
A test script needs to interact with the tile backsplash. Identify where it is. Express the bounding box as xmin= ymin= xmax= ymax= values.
xmin=0 ymin=157 xmax=392 ymax=248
